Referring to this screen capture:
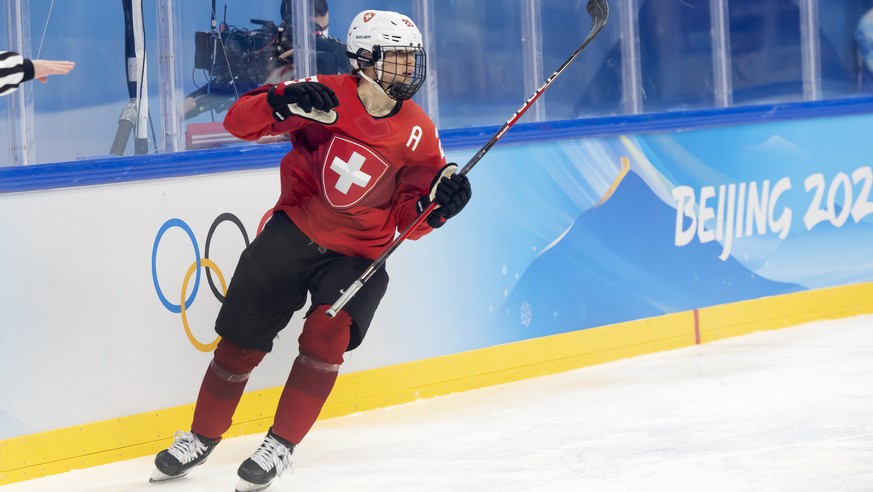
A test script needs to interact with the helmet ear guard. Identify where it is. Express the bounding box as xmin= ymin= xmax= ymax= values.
xmin=346 ymin=46 xmax=382 ymax=69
